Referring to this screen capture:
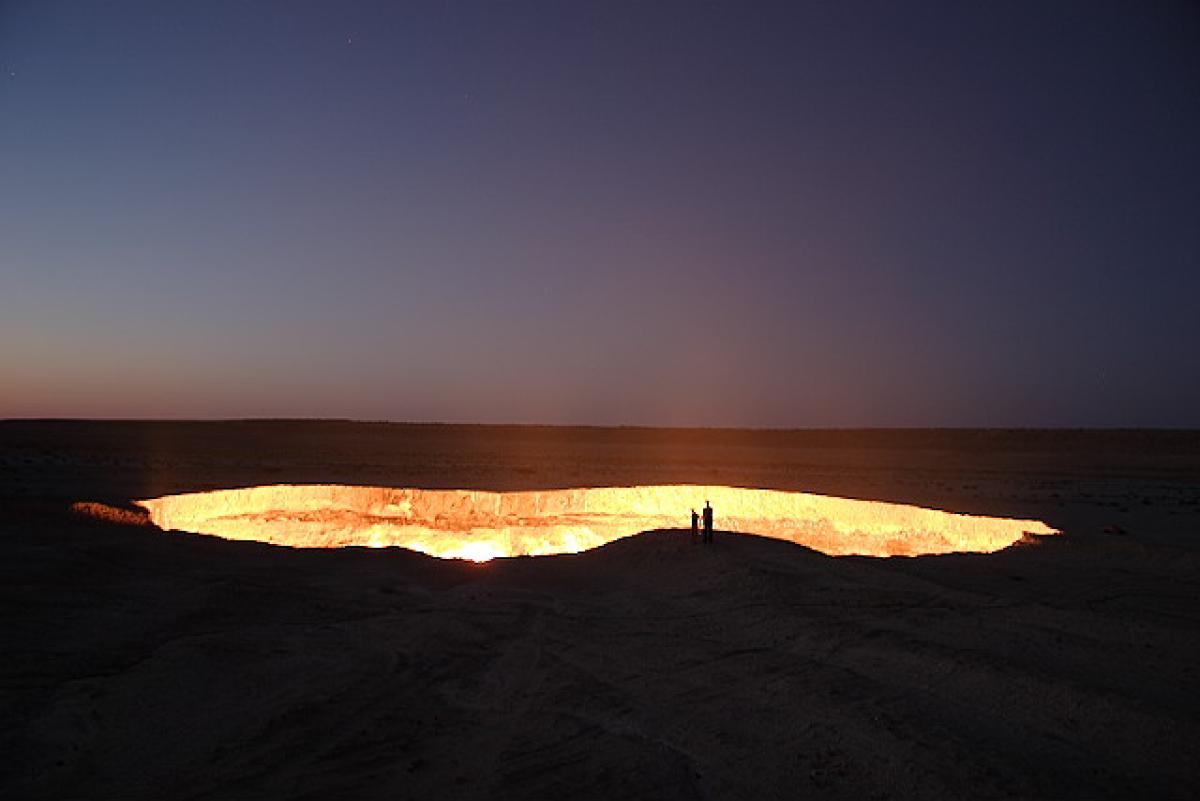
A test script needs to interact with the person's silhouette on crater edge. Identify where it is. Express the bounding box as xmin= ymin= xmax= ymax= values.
xmin=702 ymin=500 xmax=714 ymax=544
xmin=691 ymin=508 xmax=700 ymax=542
